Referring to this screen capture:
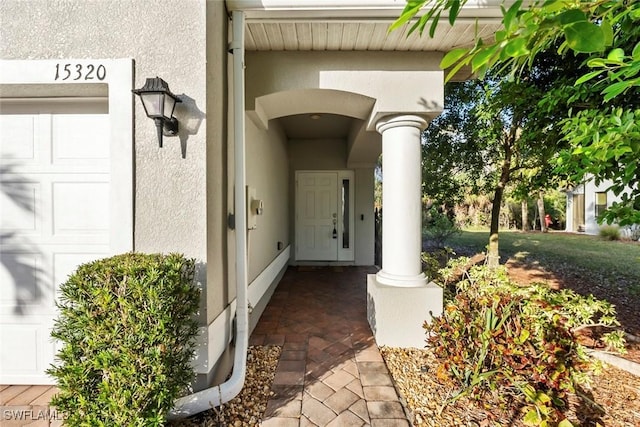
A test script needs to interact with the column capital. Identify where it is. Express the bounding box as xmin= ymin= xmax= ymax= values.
xmin=375 ymin=114 xmax=428 ymax=134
